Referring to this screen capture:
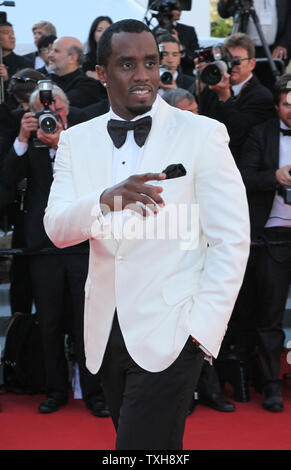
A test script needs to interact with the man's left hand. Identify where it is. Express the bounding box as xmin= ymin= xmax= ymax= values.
xmin=36 ymin=120 xmax=63 ymax=150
